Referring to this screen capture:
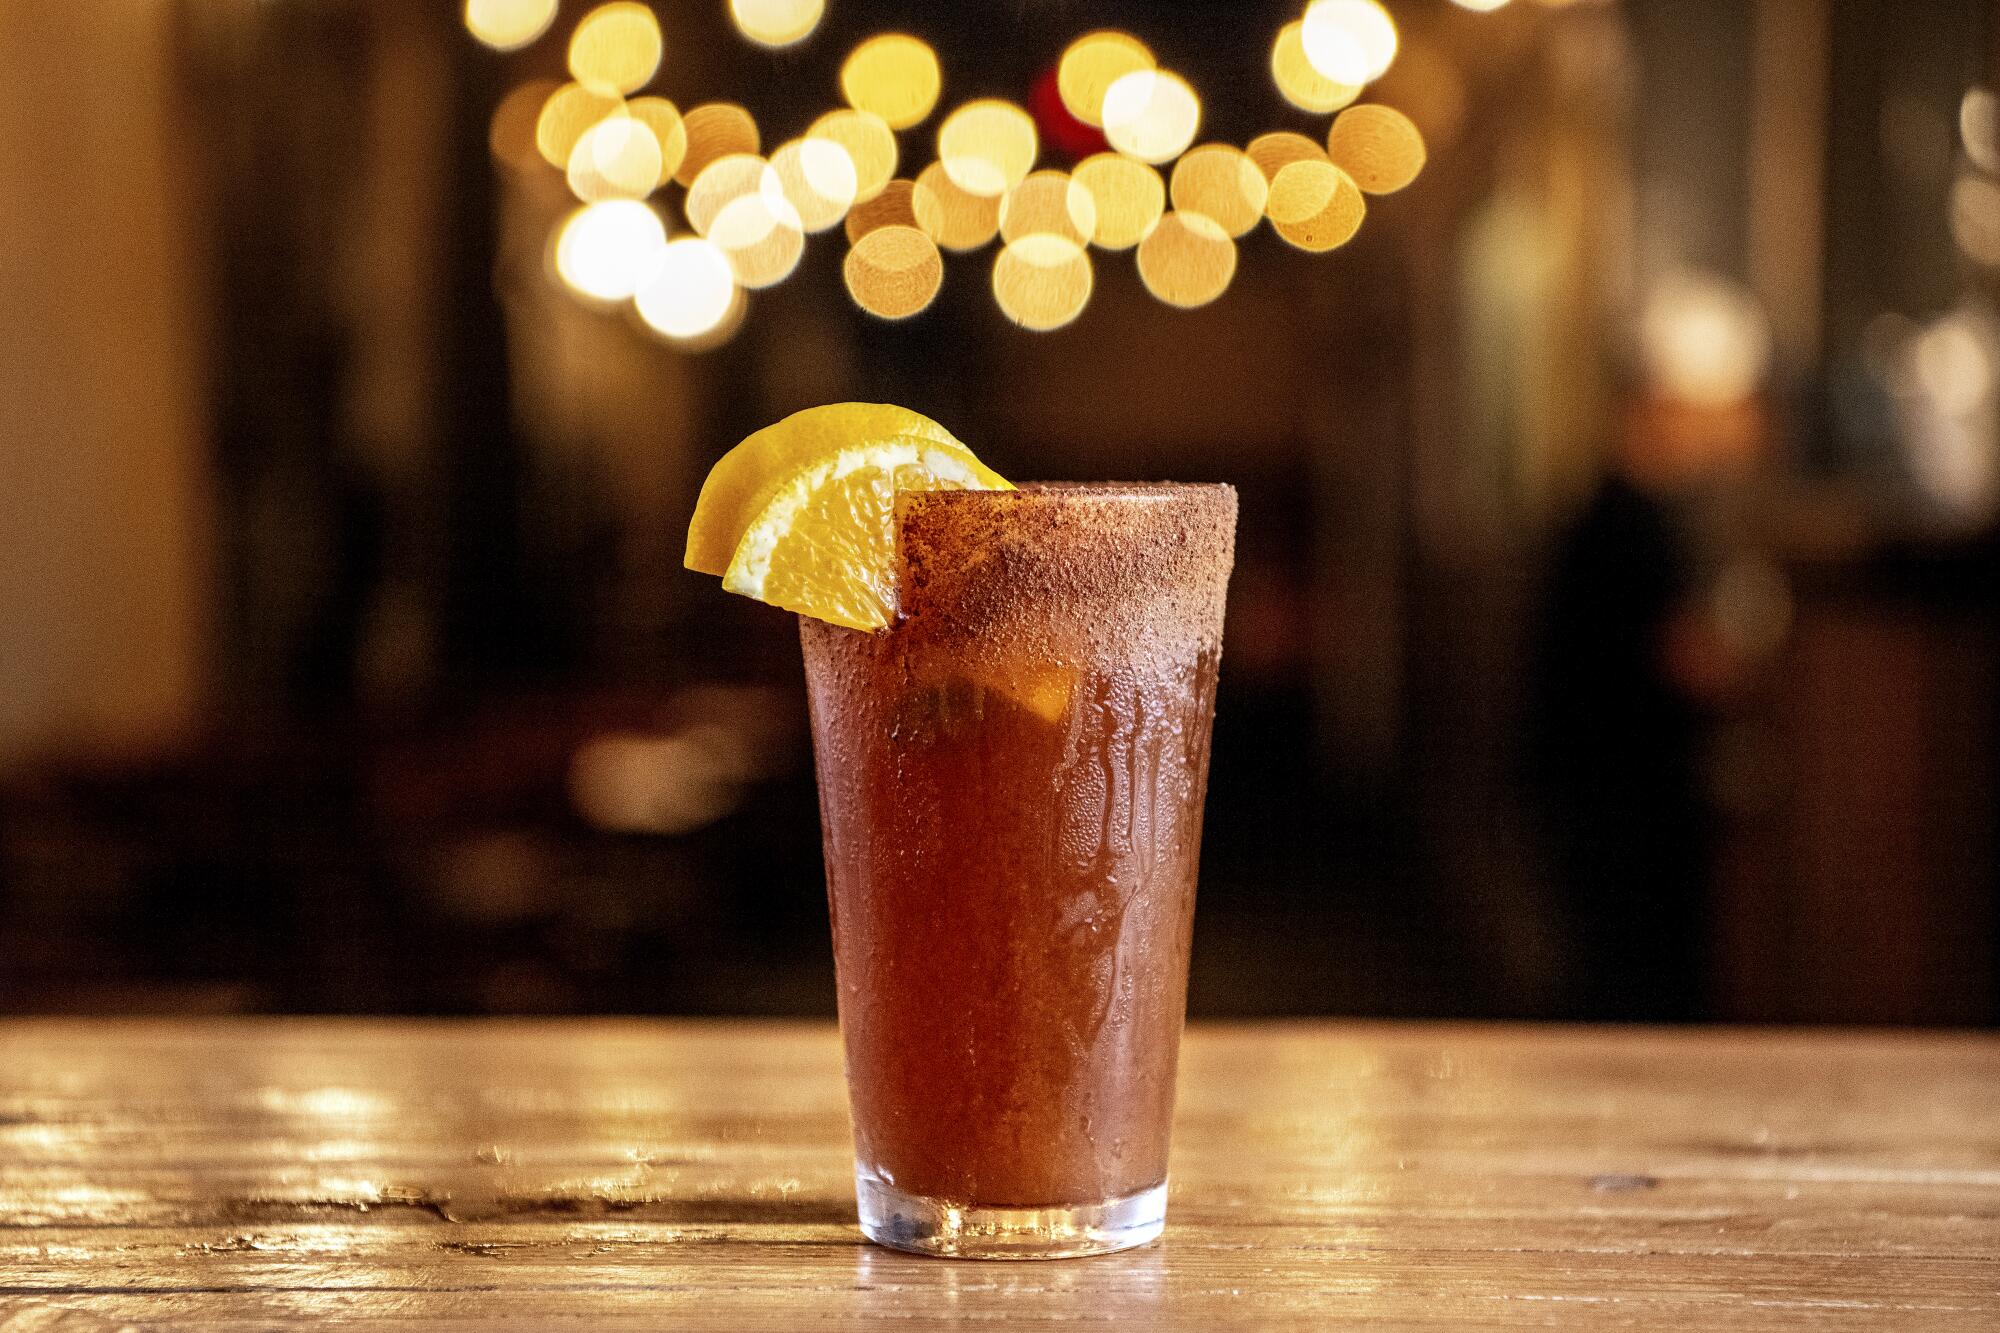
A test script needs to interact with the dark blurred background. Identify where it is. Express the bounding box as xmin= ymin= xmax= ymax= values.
xmin=1 ymin=0 xmax=1995 ymax=1024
